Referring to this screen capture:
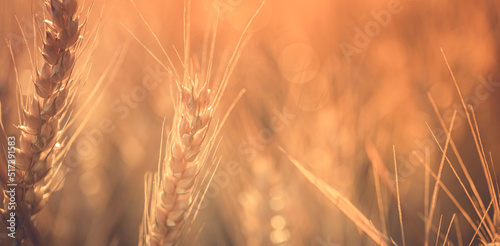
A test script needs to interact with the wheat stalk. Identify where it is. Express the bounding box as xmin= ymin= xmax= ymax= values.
xmin=280 ymin=147 xmax=389 ymax=246
xmin=1 ymin=0 xmax=82 ymax=243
